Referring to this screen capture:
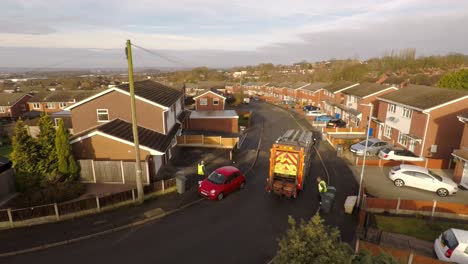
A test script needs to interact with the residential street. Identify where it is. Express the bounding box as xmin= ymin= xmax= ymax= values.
xmin=3 ymin=101 xmax=359 ymax=264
